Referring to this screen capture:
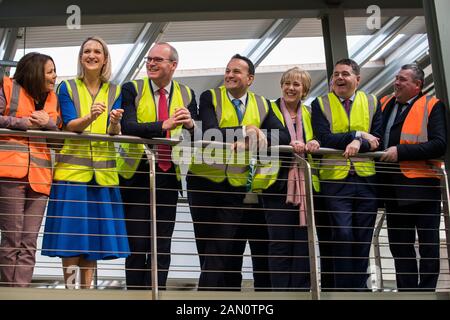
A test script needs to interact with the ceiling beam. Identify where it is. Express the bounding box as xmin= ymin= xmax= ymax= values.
xmin=214 ymin=18 xmax=299 ymax=88
xmin=0 ymin=28 xmax=19 ymax=61
xmin=111 ymin=22 xmax=168 ymax=85
xmin=307 ymin=16 xmax=414 ymax=103
xmin=244 ymin=18 xmax=300 ymax=67
xmin=360 ymin=34 xmax=429 ymax=96
xmin=0 ymin=0 xmax=423 ymax=27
